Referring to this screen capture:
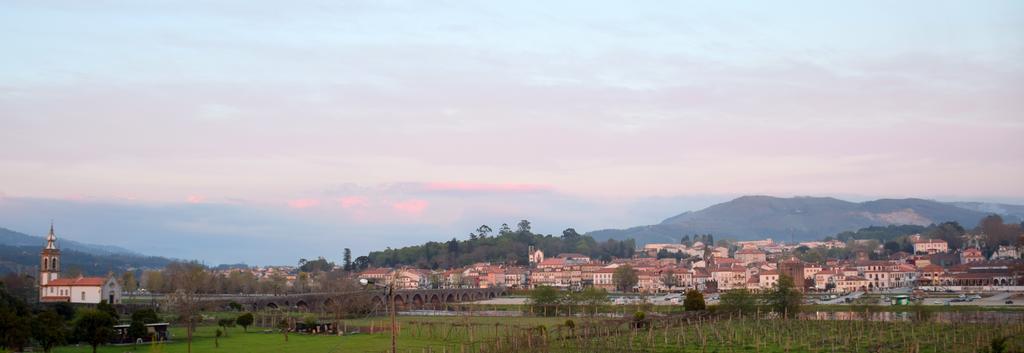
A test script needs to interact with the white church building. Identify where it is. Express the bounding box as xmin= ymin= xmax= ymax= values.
xmin=38 ymin=224 xmax=122 ymax=304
